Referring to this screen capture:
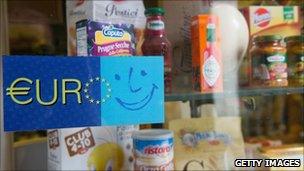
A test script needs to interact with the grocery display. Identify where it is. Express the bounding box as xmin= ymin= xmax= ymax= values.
xmin=285 ymin=35 xmax=304 ymax=86
xmin=250 ymin=35 xmax=288 ymax=87
xmin=1 ymin=0 xmax=304 ymax=171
